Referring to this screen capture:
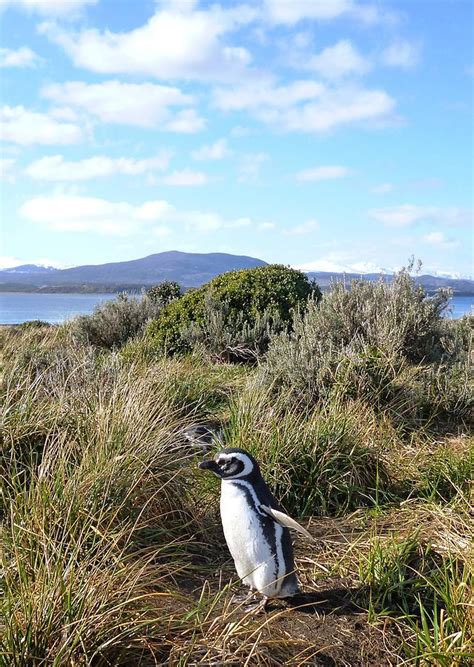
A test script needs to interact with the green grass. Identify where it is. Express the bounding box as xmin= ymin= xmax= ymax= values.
xmin=222 ymin=383 xmax=394 ymax=515
xmin=358 ymin=497 xmax=473 ymax=666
